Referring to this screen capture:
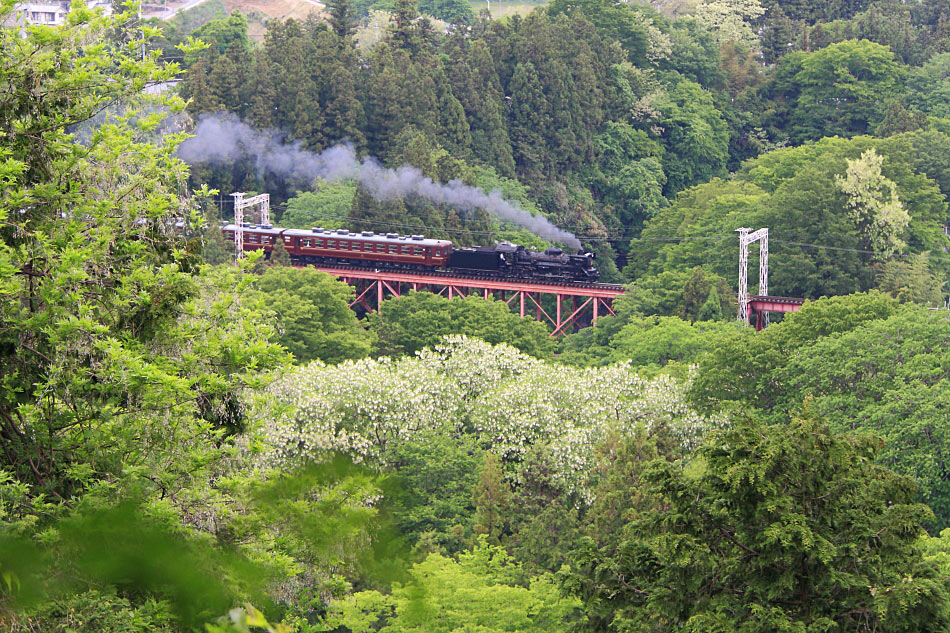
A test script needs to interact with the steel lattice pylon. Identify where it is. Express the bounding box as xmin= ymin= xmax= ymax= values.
xmin=736 ymin=227 xmax=769 ymax=326
xmin=230 ymin=192 xmax=271 ymax=261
